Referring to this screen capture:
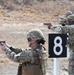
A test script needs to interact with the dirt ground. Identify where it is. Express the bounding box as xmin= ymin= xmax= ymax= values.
xmin=0 ymin=0 xmax=73 ymax=75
